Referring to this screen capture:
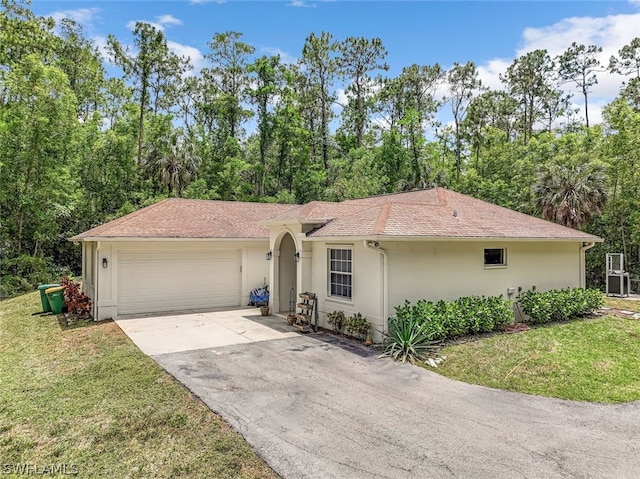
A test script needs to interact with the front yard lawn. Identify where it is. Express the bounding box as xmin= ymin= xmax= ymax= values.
xmin=0 ymin=292 xmax=277 ymax=478
xmin=603 ymin=297 xmax=640 ymax=312
xmin=431 ymin=314 xmax=640 ymax=403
